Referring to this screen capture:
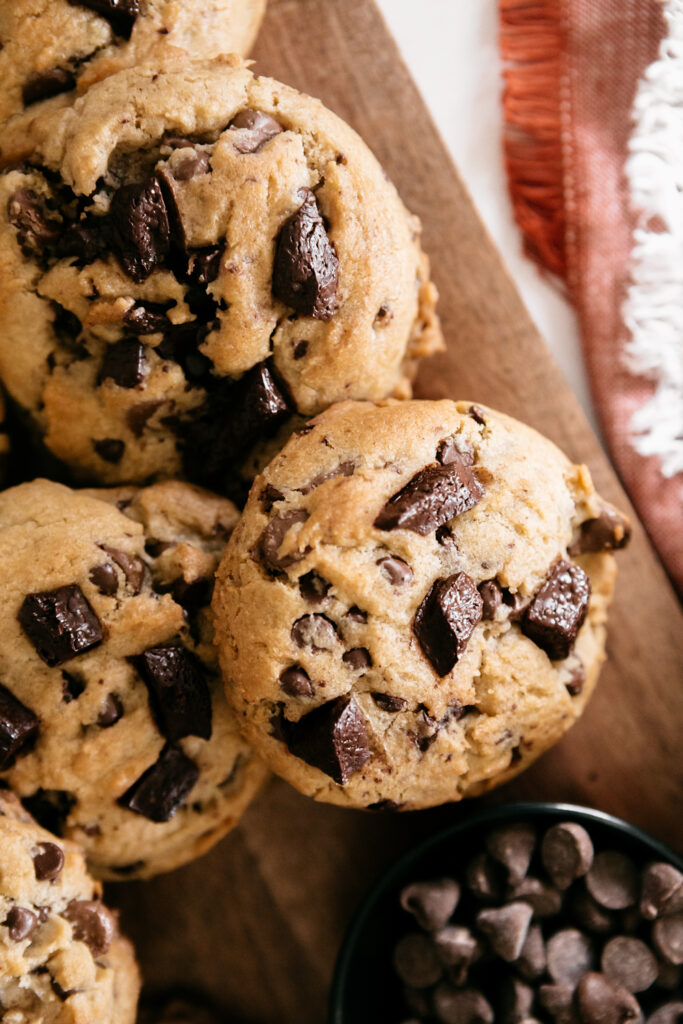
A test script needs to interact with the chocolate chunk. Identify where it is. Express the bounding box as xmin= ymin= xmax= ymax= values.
xmin=93 ymin=438 xmax=125 ymax=463
xmin=601 ymin=936 xmax=658 ymax=993
xmin=511 ymin=877 xmax=563 ymax=918
xmin=478 ymin=580 xmax=502 ymax=620
xmin=469 ymin=405 xmax=487 ymax=425
xmin=62 ymin=900 xmax=114 ymax=956
xmin=299 ymin=461 xmax=355 ymax=495
xmin=400 ymin=878 xmax=460 ymax=931
xmin=132 ymin=646 xmax=212 ymax=742
xmin=291 ymin=614 xmax=338 ymax=651
xmin=541 ymin=821 xmax=594 ymax=888
xmin=346 ymin=606 xmax=367 ymax=623
xmin=229 ymin=109 xmax=283 ymax=153
xmin=171 ymin=577 xmax=213 ymax=613
xmin=476 ymin=902 xmax=533 ymax=961
xmin=372 ymin=692 xmax=407 ymax=712
xmin=61 ymin=671 xmax=85 ymax=703
xmin=7 ymin=189 xmax=59 ymax=256
xmin=393 ymin=933 xmax=443 ymax=988
xmin=89 ymin=563 xmax=118 ymax=596
xmin=123 ymin=301 xmax=169 ymax=334
xmin=67 ymin=0 xmax=140 ymax=38
xmin=517 ymin=924 xmax=547 ymax=980
xmin=522 ymin=560 xmax=591 ymax=660
xmin=277 ymin=696 xmax=370 ymax=784
xmin=170 ymin=149 xmax=211 ymax=181
xmin=22 ymin=68 xmax=75 ymax=106
xmin=503 ymin=588 xmax=527 ymax=621
xmin=156 ymin=320 xmax=213 ymax=384
xmin=433 ymin=985 xmax=493 ymax=1024
xmin=375 ymin=462 xmax=483 ymax=535
xmin=272 ymin=188 xmax=339 ymax=320
xmin=19 ymin=585 xmax=103 ymax=666
xmin=342 ymin=647 xmax=372 ymax=671
xmin=377 ymin=556 xmax=413 ymax=586
xmin=22 ymin=790 xmax=75 ymax=836
xmin=279 ymin=667 xmax=313 ymax=698
xmin=99 ymin=546 xmax=146 ymax=594
xmin=32 ymin=842 xmax=64 ymax=881
xmin=299 ymin=571 xmax=331 ymax=604
xmin=97 ymin=693 xmax=123 ymax=728
xmin=258 ymin=509 xmax=309 ymax=570
xmin=437 ymin=437 xmax=474 ymax=467
xmin=576 ymin=972 xmax=642 ymax=1024
xmin=109 ymin=175 xmax=170 ymax=282
xmin=99 ymin=338 xmax=146 ymax=388
xmin=0 ymin=683 xmax=39 ymax=769
xmin=119 ymin=745 xmax=198 ymax=822
xmin=640 ymin=863 xmax=683 ymax=919
xmin=58 ymin=217 xmax=106 ymax=265
xmin=565 ymin=659 xmax=586 ymax=696
xmin=586 ymin=851 xmax=639 ymax=910
xmin=4 ymin=906 xmax=38 ymax=941
xmin=653 ymin=913 xmax=683 ymax=965
xmin=183 ymin=244 xmax=223 ymax=286
xmin=485 ymin=822 xmax=536 ymax=886
xmin=546 ymin=928 xmax=594 ymax=984
xmin=570 ymin=504 xmax=631 ymax=555
xmin=413 ymin=573 xmax=483 ymax=676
